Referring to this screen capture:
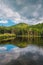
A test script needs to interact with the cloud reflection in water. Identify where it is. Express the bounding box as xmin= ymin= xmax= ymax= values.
xmin=0 ymin=45 xmax=43 ymax=65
